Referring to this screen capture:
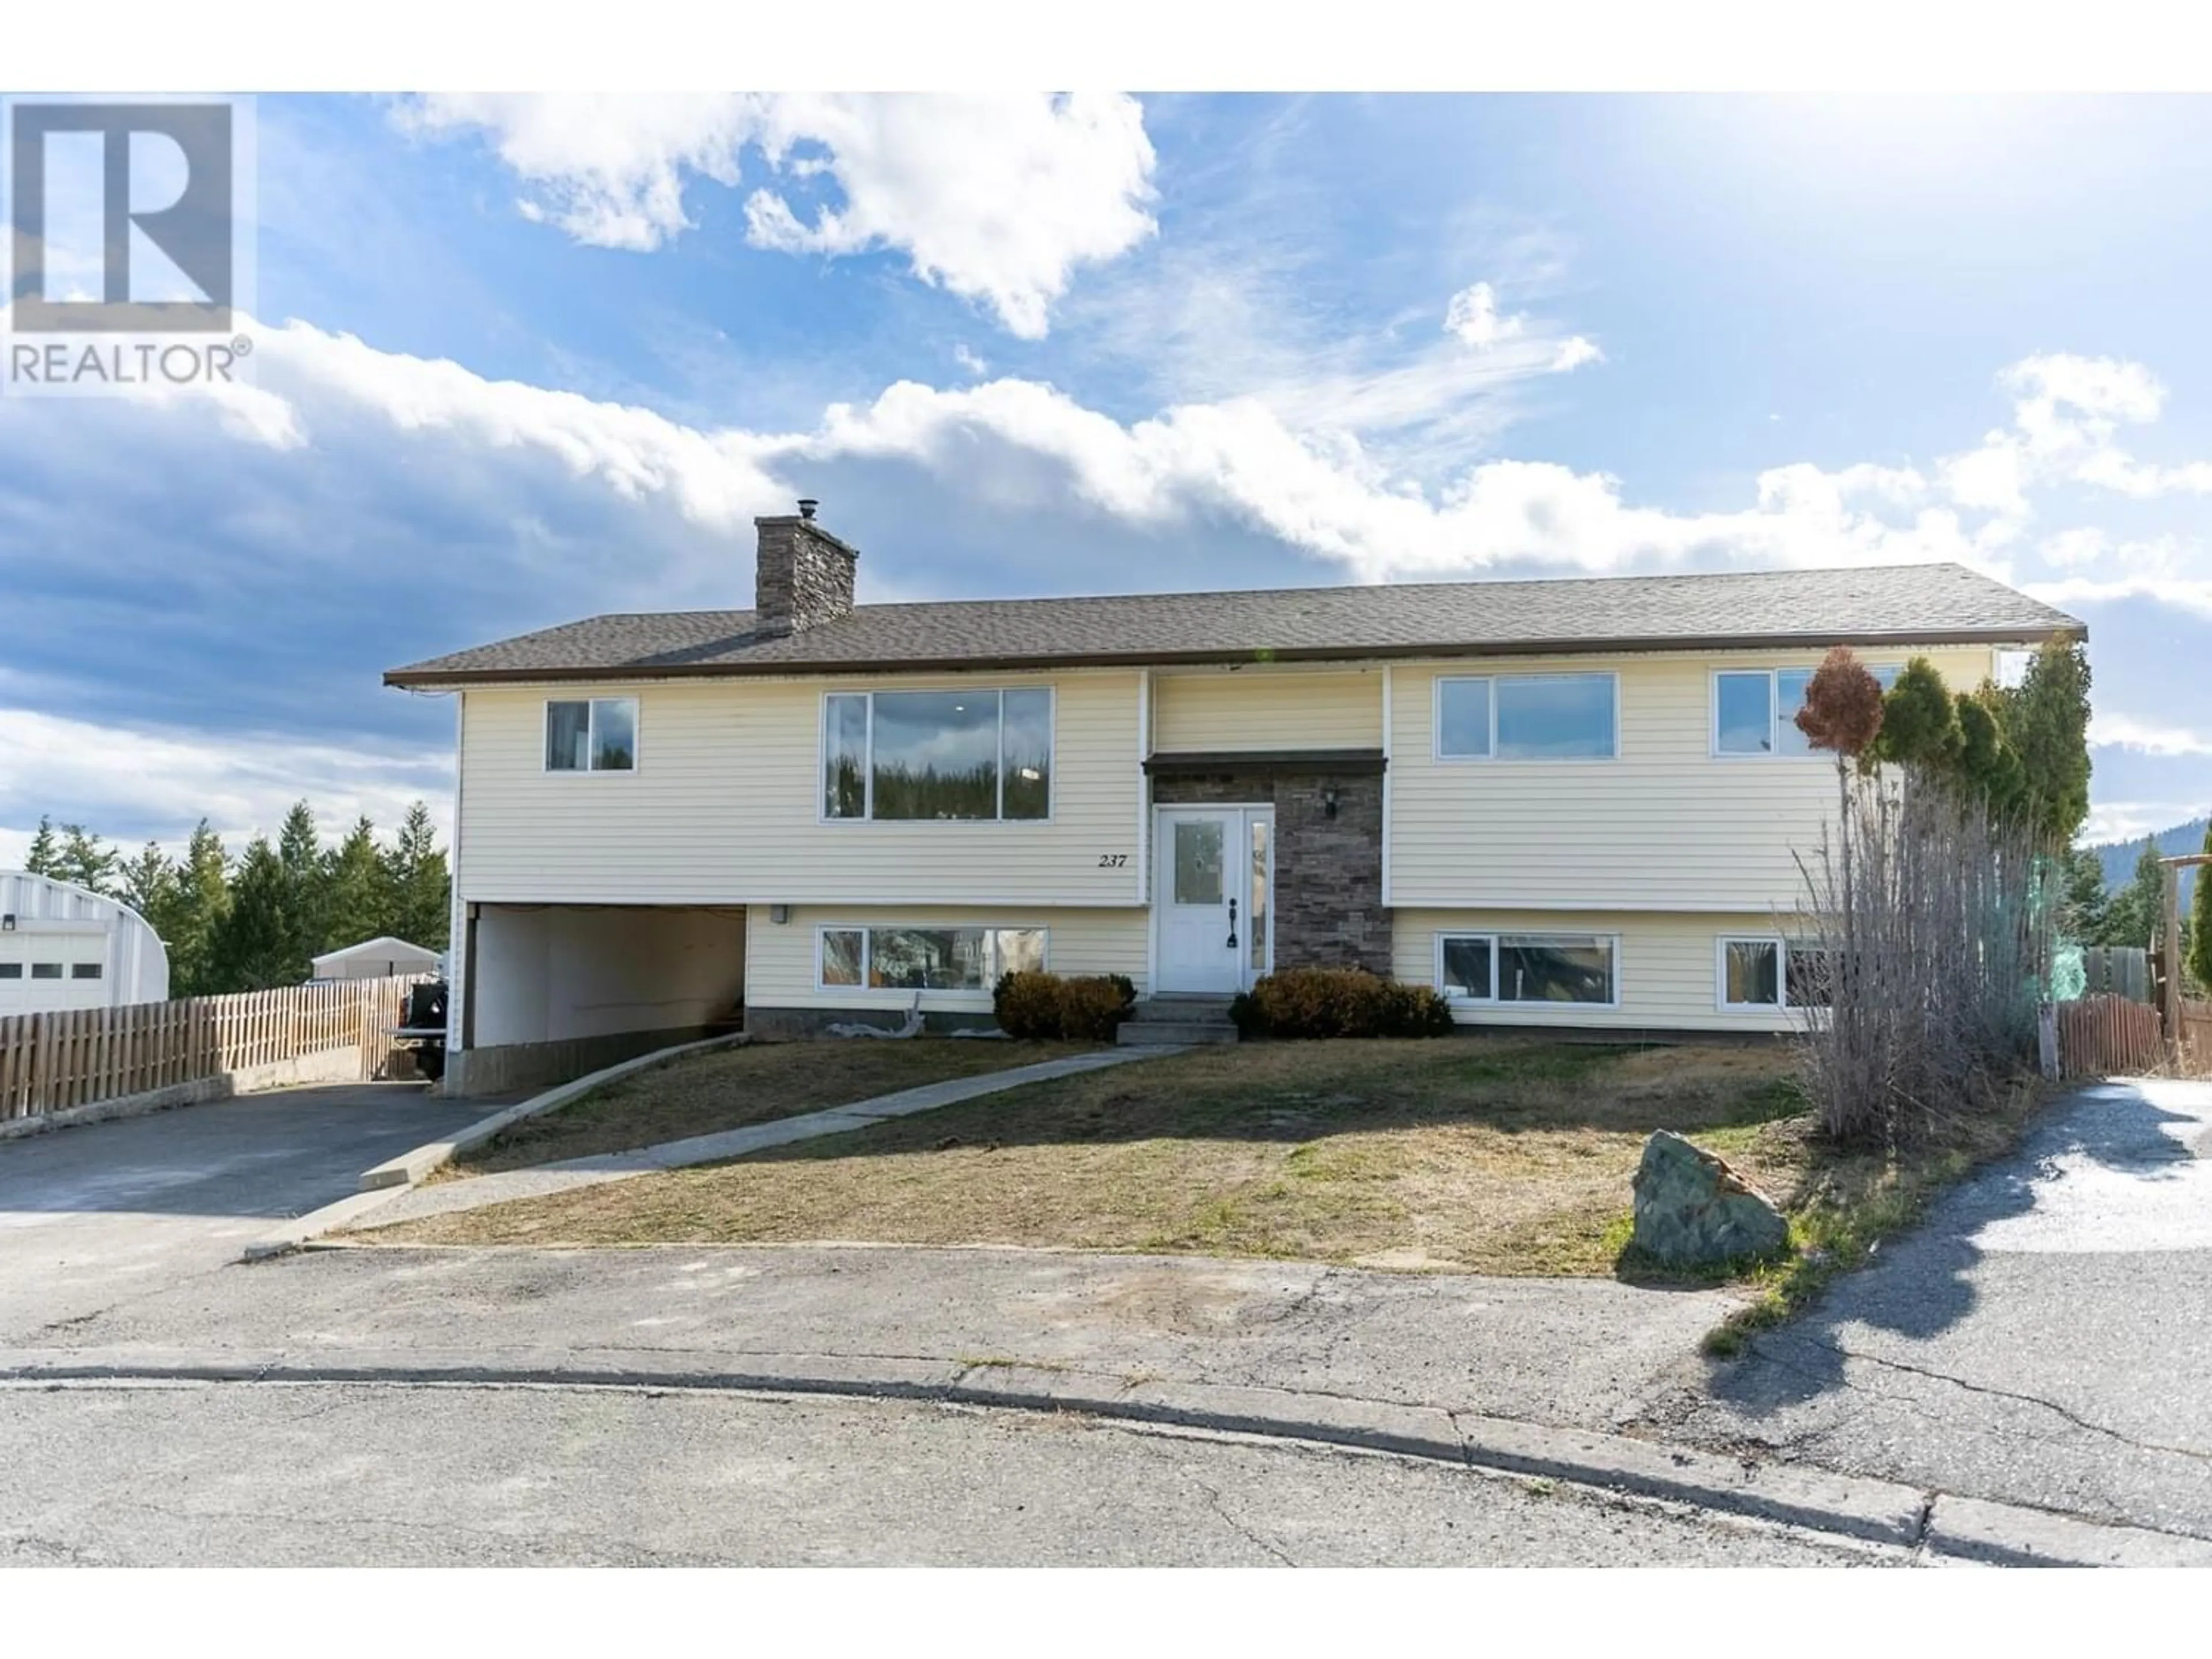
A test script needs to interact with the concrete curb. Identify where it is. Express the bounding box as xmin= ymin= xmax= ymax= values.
xmin=3 ymin=1343 xmax=2201 ymax=1565
xmin=357 ymin=1032 xmax=755 ymax=1191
